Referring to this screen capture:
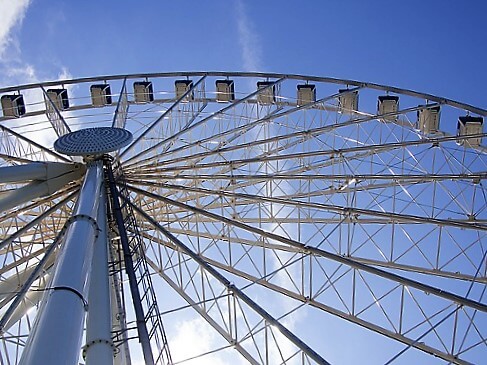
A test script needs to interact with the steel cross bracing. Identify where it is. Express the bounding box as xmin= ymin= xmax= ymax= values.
xmin=127 ymin=196 xmax=331 ymax=365
xmin=118 ymin=75 xmax=483 ymax=363
xmin=121 ymin=76 xmax=284 ymax=168
xmin=0 ymin=72 xmax=486 ymax=364
xmin=0 ymin=124 xmax=70 ymax=166
xmin=121 ymin=101 xmax=435 ymax=171
xmin=126 ymin=184 xmax=486 ymax=365
xmin=123 ymin=123 xmax=483 ymax=180
xmin=118 ymin=85 xmax=485 ymax=363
